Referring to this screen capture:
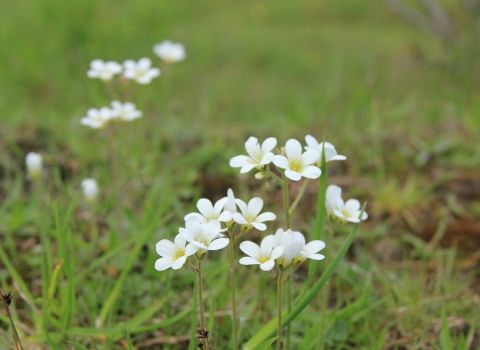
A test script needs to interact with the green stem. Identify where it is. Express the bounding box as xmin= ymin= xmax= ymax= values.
xmin=267 ymin=167 xmax=284 ymax=186
xmin=197 ymin=260 xmax=210 ymax=350
xmin=289 ymin=179 xmax=310 ymax=215
xmin=277 ymin=271 xmax=284 ymax=350
xmin=317 ymin=226 xmax=334 ymax=350
xmin=228 ymin=238 xmax=239 ymax=350
xmin=282 ymin=175 xmax=290 ymax=229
